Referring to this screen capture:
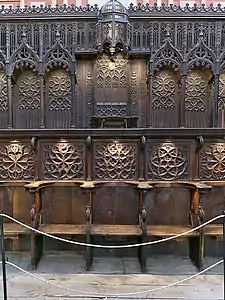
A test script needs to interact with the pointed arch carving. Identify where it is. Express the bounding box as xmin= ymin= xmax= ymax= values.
xmin=152 ymin=40 xmax=182 ymax=72
xmin=43 ymin=41 xmax=74 ymax=74
xmin=9 ymin=40 xmax=39 ymax=75
xmin=187 ymin=41 xmax=215 ymax=71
